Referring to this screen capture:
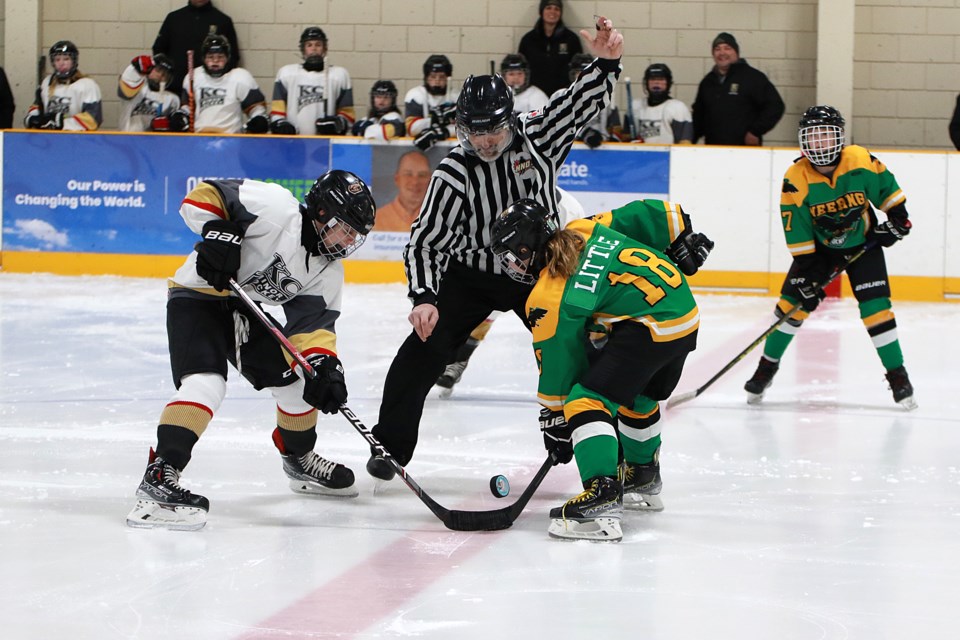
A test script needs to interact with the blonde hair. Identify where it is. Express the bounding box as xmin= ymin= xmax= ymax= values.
xmin=544 ymin=229 xmax=585 ymax=279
